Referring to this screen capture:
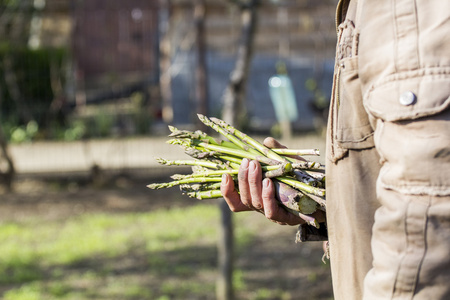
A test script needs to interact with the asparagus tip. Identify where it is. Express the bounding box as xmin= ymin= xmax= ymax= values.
xmin=284 ymin=162 xmax=292 ymax=173
xmin=155 ymin=157 xmax=166 ymax=165
xmin=147 ymin=183 xmax=158 ymax=189
xmin=309 ymin=219 xmax=320 ymax=228
xmin=167 ymin=139 xmax=188 ymax=147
